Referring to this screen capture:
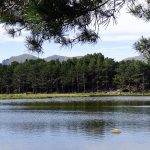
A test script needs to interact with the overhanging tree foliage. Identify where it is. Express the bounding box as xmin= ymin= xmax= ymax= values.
xmin=0 ymin=0 xmax=142 ymax=53
xmin=134 ymin=36 xmax=150 ymax=59
xmin=130 ymin=1 xmax=150 ymax=58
